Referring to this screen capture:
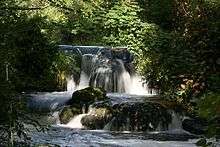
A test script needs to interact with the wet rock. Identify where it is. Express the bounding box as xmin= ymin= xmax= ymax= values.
xmin=59 ymin=106 xmax=80 ymax=124
xmin=109 ymin=102 xmax=172 ymax=131
xmin=60 ymin=87 xmax=108 ymax=124
xmin=182 ymin=118 xmax=207 ymax=135
xmin=196 ymin=138 xmax=207 ymax=146
xmin=67 ymin=87 xmax=107 ymax=112
xmin=81 ymin=107 xmax=113 ymax=129
xmin=111 ymin=48 xmax=134 ymax=74
xmin=111 ymin=47 xmax=133 ymax=63
xmin=81 ymin=101 xmax=172 ymax=131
